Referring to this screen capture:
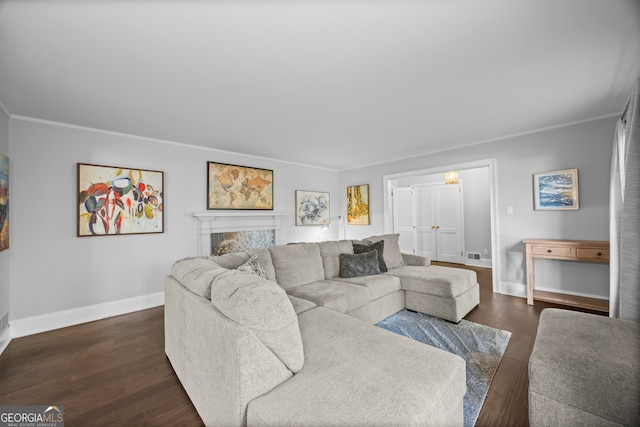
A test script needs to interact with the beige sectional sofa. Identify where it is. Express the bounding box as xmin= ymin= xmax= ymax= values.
xmin=165 ymin=234 xmax=479 ymax=426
